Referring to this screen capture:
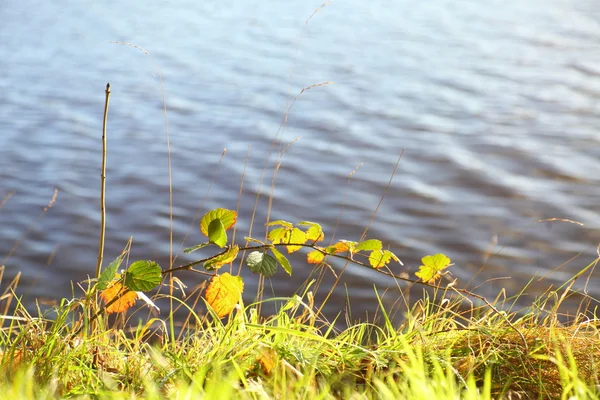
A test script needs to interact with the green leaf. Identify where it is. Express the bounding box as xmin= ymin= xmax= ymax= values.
xmin=266 ymin=220 xmax=294 ymax=228
xmin=204 ymin=245 xmax=239 ymax=271
xmin=200 ymin=208 xmax=237 ymax=237
xmin=271 ymin=247 xmax=292 ymax=275
xmin=123 ymin=260 xmax=162 ymax=292
xmin=356 ymin=239 xmax=382 ymax=252
xmin=416 ymin=254 xmax=452 ymax=283
xmin=208 ymin=218 xmax=227 ymax=248
xmin=97 ymin=255 xmax=123 ymax=290
xmin=184 ymin=242 xmax=211 ymax=254
xmin=246 ymin=251 xmax=277 ymax=277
